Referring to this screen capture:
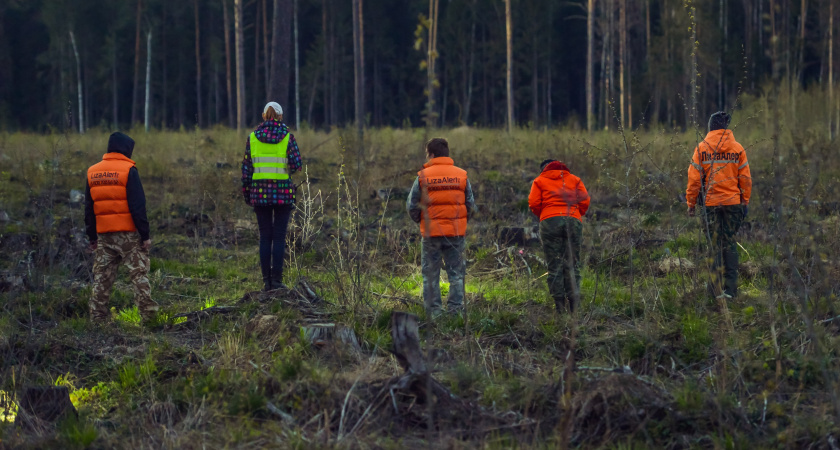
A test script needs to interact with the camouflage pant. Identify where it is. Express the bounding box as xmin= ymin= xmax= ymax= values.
xmin=421 ymin=236 xmax=466 ymax=316
xmin=703 ymin=205 xmax=745 ymax=297
xmin=540 ymin=216 xmax=582 ymax=312
xmin=91 ymin=231 xmax=158 ymax=321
